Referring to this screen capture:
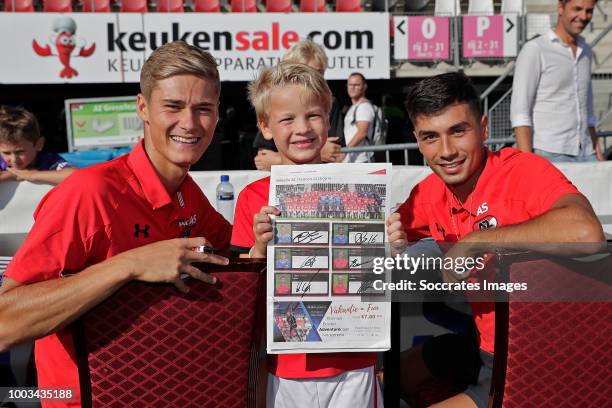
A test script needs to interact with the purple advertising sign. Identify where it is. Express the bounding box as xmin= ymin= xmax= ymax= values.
xmin=407 ymin=16 xmax=450 ymax=60
xmin=462 ymin=15 xmax=512 ymax=58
